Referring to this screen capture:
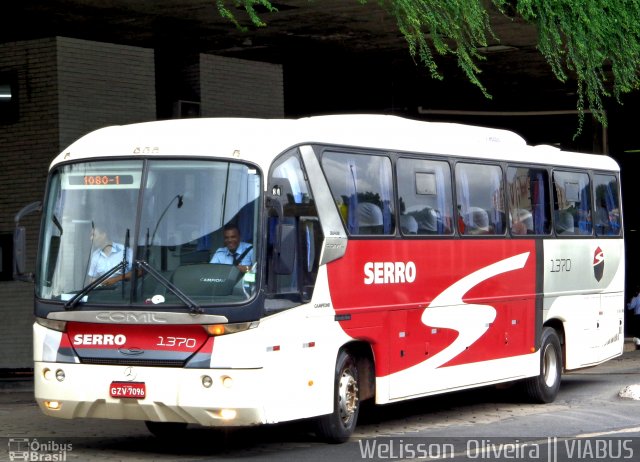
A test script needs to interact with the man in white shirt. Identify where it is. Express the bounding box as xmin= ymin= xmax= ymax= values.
xmin=88 ymin=224 xmax=133 ymax=286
